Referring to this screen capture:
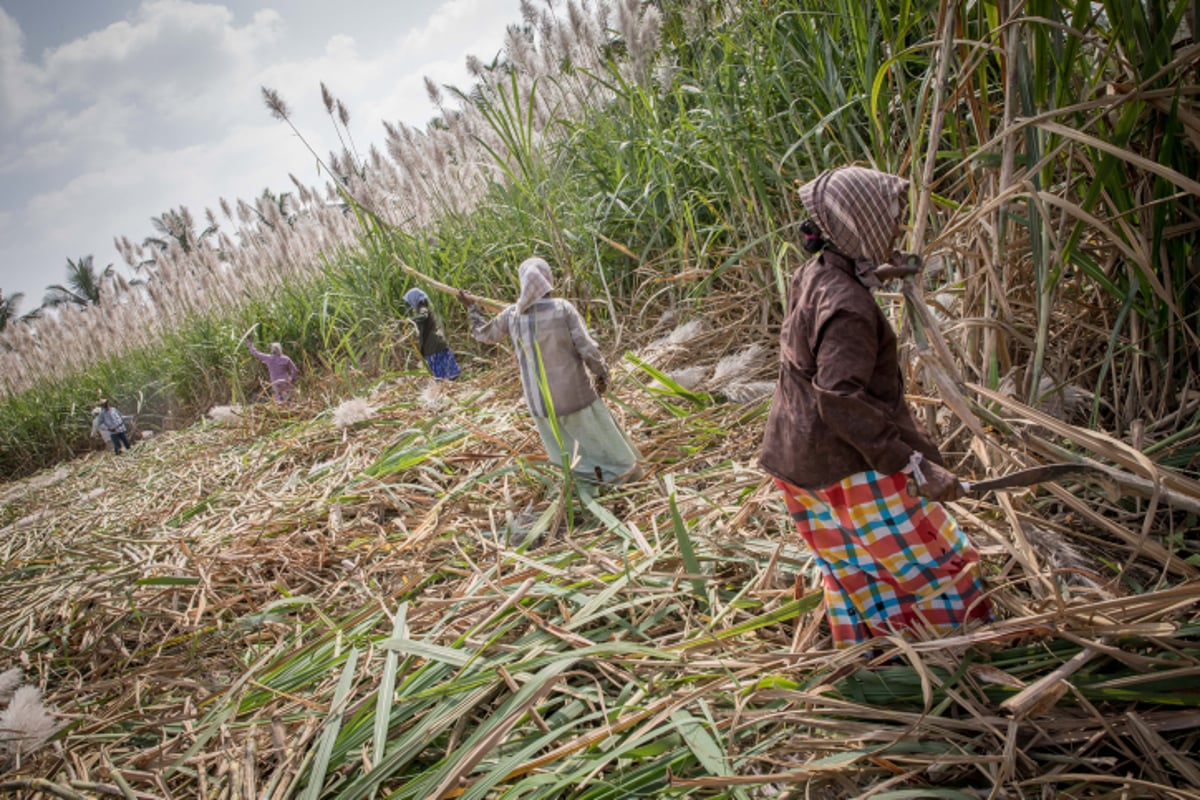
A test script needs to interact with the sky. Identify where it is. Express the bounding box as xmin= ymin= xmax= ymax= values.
xmin=0 ymin=0 xmax=520 ymax=311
